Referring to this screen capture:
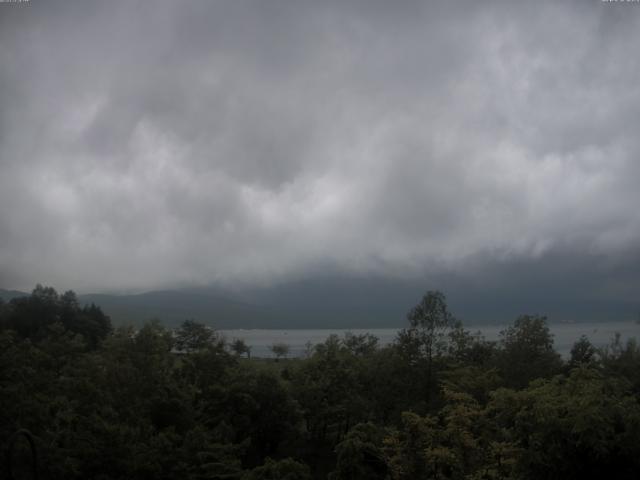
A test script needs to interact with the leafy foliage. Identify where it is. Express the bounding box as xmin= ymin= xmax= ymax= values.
xmin=269 ymin=342 xmax=291 ymax=360
xmin=1 ymin=285 xmax=639 ymax=480
xmin=497 ymin=314 xmax=563 ymax=388
xmin=244 ymin=457 xmax=312 ymax=480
